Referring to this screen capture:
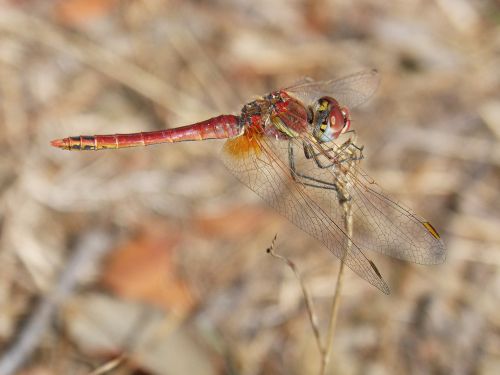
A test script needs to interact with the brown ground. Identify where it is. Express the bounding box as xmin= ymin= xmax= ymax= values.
xmin=0 ymin=1 xmax=499 ymax=374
